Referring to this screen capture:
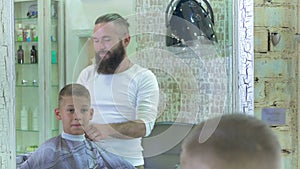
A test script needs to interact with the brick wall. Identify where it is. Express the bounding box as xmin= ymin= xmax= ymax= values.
xmin=254 ymin=0 xmax=299 ymax=168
